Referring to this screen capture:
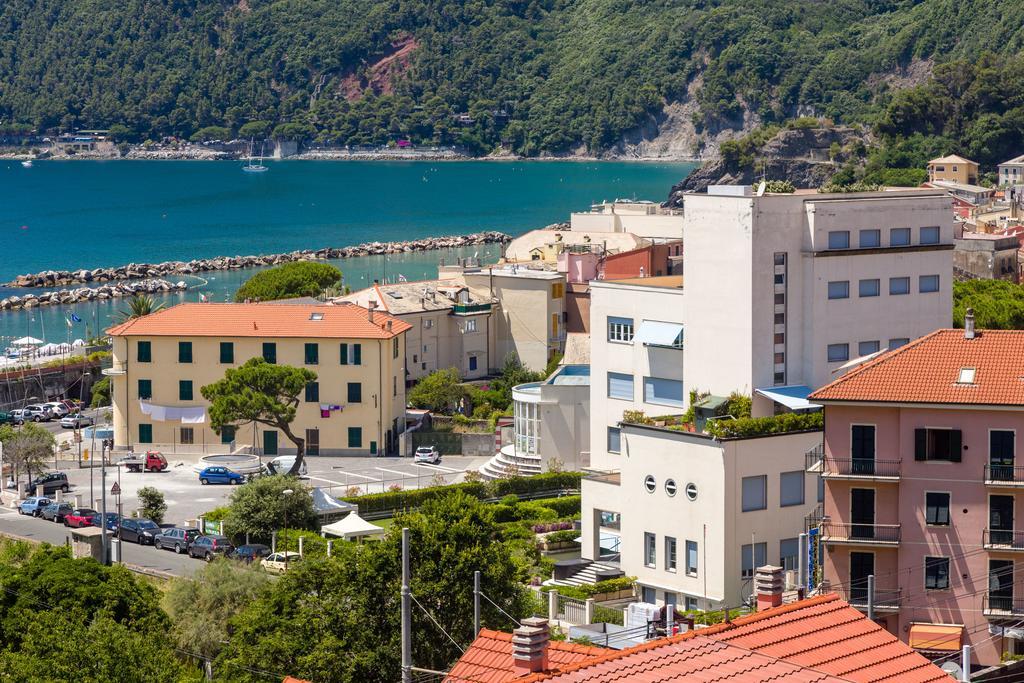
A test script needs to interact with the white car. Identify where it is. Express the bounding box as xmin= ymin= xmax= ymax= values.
xmin=261 ymin=551 xmax=301 ymax=574
xmin=414 ymin=446 xmax=440 ymax=464
xmin=42 ymin=402 xmax=69 ymax=418
xmin=268 ymin=455 xmax=307 ymax=476
xmin=60 ymin=414 xmax=94 ymax=429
